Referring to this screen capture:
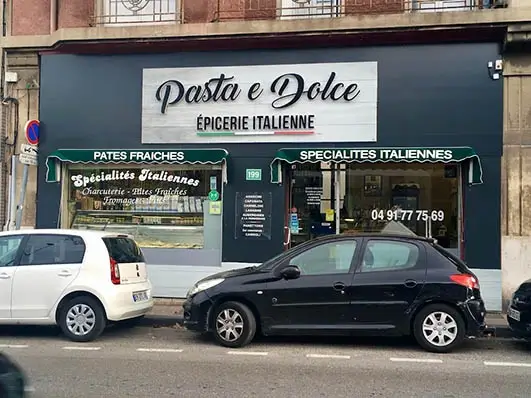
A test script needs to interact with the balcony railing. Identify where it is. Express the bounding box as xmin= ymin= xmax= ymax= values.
xmin=91 ymin=0 xmax=508 ymax=26
xmin=92 ymin=0 xmax=180 ymax=26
